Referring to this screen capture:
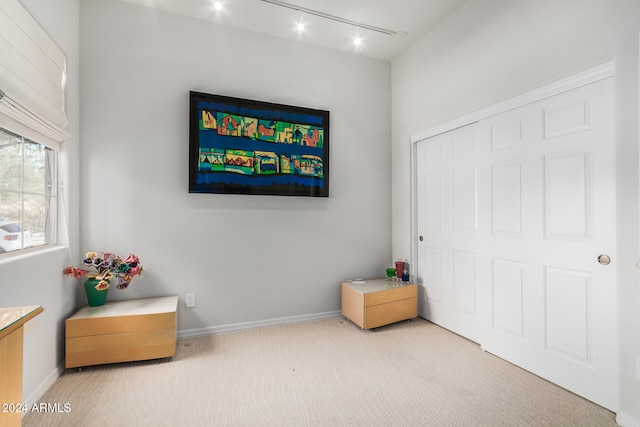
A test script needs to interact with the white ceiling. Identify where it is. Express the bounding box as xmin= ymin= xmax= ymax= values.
xmin=121 ymin=0 xmax=466 ymax=60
